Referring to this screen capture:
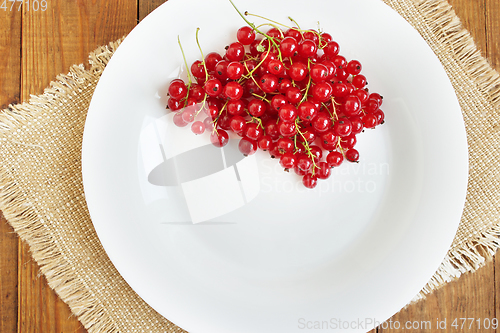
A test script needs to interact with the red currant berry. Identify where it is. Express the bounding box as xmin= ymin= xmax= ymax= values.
xmin=278 ymin=103 xmax=297 ymax=122
xmin=350 ymin=116 xmax=364 ymax=135
xmin=203 ymin=117 xmax=215 ymax=131
xmin=346 ymin=60 xmax=362 ymax=75
xmin=320 ymin=60 xmax=337 ymax=80
xmin=226 ymin=61 xmax=245 ymax=80
xmin=334 ymin=118 xmax=352 ymax=137
xmin=223 ymin=81 xmax=244 ymax=100
xmin=362 ymin=114 xmax=378 ymax=128
xmin=316 ymin=161 xmax=331 ymax=180
xmin=181 ymin=109 xmax=195 ymax=123
xmin=312 ymin=113 xmax=332 ymax=133
xmin=270 ymin=94 xmax=287 ymax=112
xmin=280 ymin=152 xmax=297 ymax=169
xmin=230 ymin=115 xmax=247 ymax=134
xmin=340 ymin=134 xmax=357 ymax=149
xmin=227 ymin=99 xmax=245 ymax=116
xmin=257 ymin=135 xmax=272 ymax=151
xmin=191 ymin=121 xmax=205 ymax=135
xmin=205 ymin=52 xmax=223 ymax=73
xmin=167 ymin=97 xmax=183 ymax=111
xmin=354 ymin=89 xmax=369 ymax=104
xmin=280 ymin=36 xmax=299 ymax=57
xmin=343 ymin=95 xmax=362 ymax=117
xmin=285 ymin=86 xmax=302 ymax=104
xmin=278 ymin=120 xmax=297 ymax=137
xmin=276 ymin=137 xmax=294 ymax=154
xmin=300 ymin=128 xmax=316 ymax=144
xmin=297 ymin=154 xmax=313 ymax=172
xmin=331 ymin=82 xmax=348 ymax=98
xmin=319 ymin=33 xmax=332 ymax=46
xmin=191 ymin=60 xmax=206 ymax=79
xmin=226 ymin=42 xmax=245 ymax=61
xmin=278 ymin=78 xmax=293 ymax=93
xmin=259 ymin=74 xmax=279 ymax=93
xmin=214 ymin=60 xmax=229 ymax=81
xmin=326 ymin=151 xmax=344 ymax=167
xmin=298 ymin=39 xmax=318 ymax=58
xmin=268 ymin=59 xmax=285 ymax=76
xmin=374 ymin=109 xmax=385 ymax=125
xmin=310 ymin=63 xmax=329 ymax=83
xmin=204 ymin=77 xmax=222 ymax=97
xmin=324 ymin=41 xmax=340 ymax=57
xmin=210 ymin=130 xmax=230 ymax=148
xmin=303 ymin=30 xmax=319 ymax=45
xmin=244 ymin=122 xmax=264 ymax=141
xmin=320 ymin=130 xmax=338 ymax=147
xmin=302 ymin=174 xmax=318 ymax=189
xmin=267 ymin=27 xmax=284 ymax=39
xmin=173 ymin=112 xmax=188 ymax=127
xmin=352 ymin=75 xmax=367 ymax=89
xmin=297 ymin=101 xmax=318 ymax=121
xmin=288 ymin=62 xmax=308 ymax=81
xmin=264 ymin=119 xmax=280 ymax=140
xmin=345 ymin=148 xmax=360 ymax=162
xmin=311 ymin=82 xmax=333 ymax=102
xmin=259 ymin=50 xmax=278 ymax=66
xmin=237 ymin=26 xmax=256 ymax=45
xmin=188 ymin=83 xmax=205 ymax=102
xmin=238 ymin=137 xmax=258 ymax=156
xmin=309 ymin=145 xmax=322 ymax=162
xmin=247 ymin=98 xmax=266 ymax=117
xmin=285 ymin=27 xmax=302 ymax=42
xmin=168 ymin=79 xmax=188 ymax=100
